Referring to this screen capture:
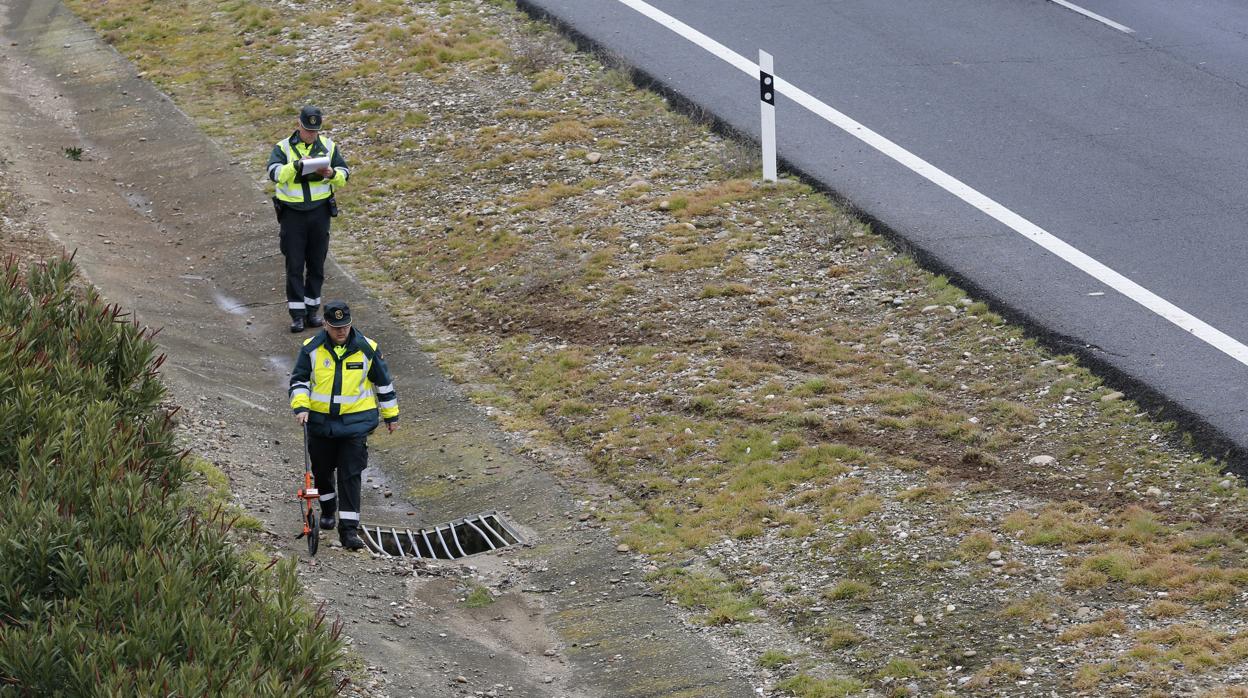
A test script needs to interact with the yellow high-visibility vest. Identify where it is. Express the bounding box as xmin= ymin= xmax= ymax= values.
xmin=273 ymin=136 xmax=342 ymax=205
xmin=290 ymin=334 xmax=398 ymax=422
